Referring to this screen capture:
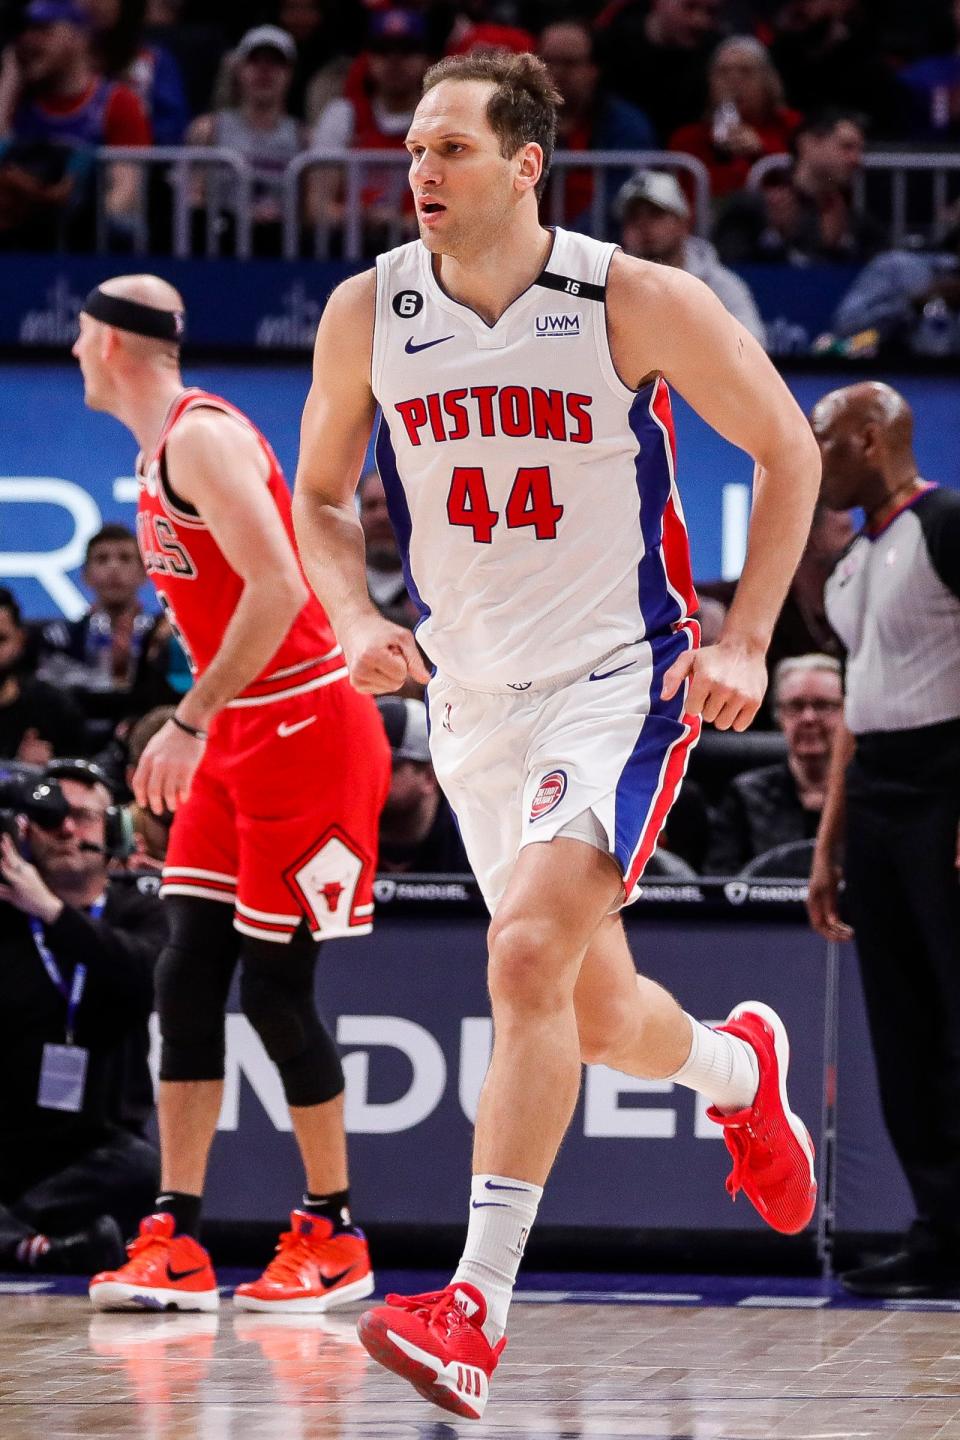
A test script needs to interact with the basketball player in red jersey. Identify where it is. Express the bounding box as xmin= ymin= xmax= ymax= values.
xmin=71 ymin=275 xmax=391 ymax=1314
